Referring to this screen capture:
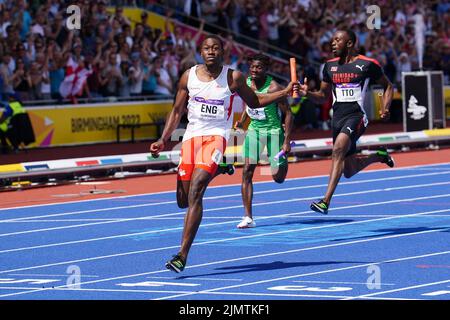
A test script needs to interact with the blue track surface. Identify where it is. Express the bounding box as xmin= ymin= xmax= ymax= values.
xmin=0 ymin=162 xmax=450 ymax=300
